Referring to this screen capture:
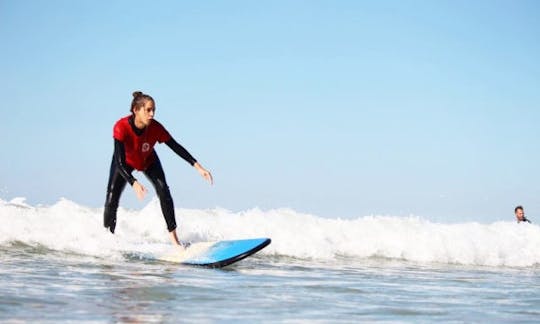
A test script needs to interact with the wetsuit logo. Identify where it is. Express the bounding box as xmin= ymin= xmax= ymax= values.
xmin=142 ymin=143 xmax=150 ymax=152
